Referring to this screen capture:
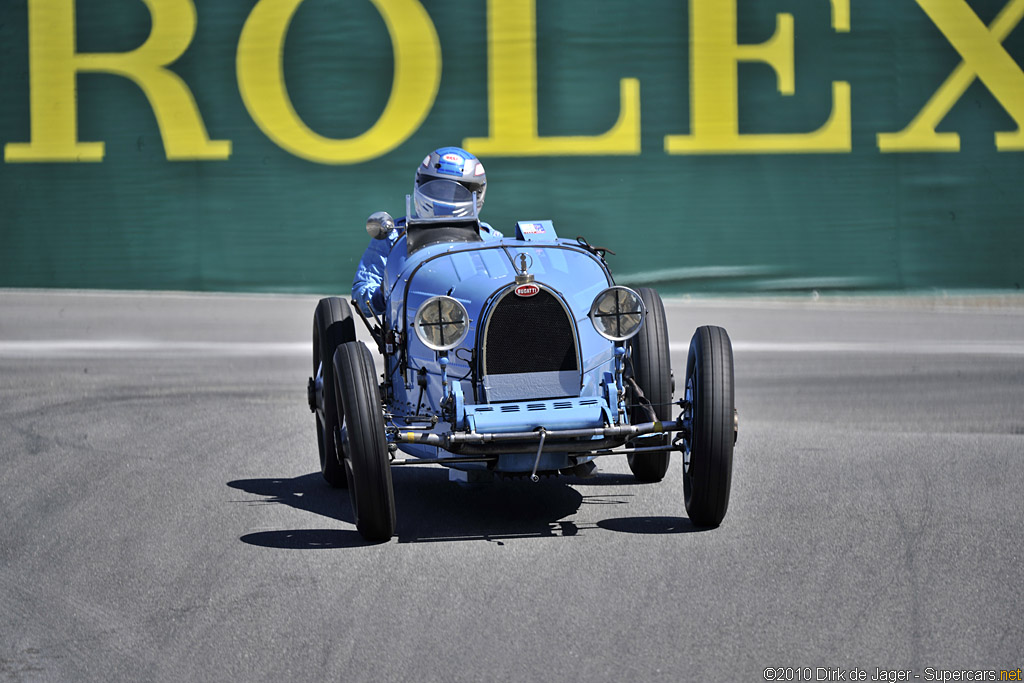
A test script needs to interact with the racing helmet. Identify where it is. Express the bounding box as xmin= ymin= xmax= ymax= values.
xmin=413 ymin=146 xmax=486 ymax=218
